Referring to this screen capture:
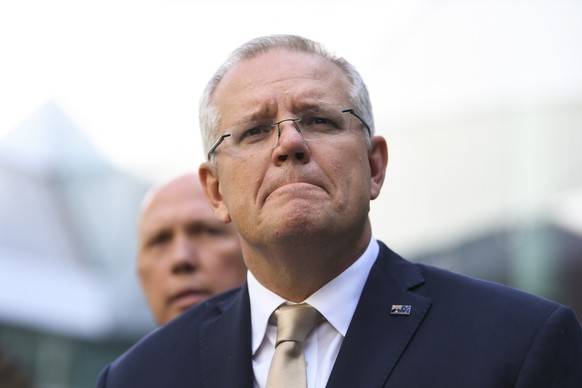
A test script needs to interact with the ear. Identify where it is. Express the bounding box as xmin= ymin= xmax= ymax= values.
xmin=198 ymin=162 xmax=232 ymax=223
xmin=368 ymin=136 xmax=388 ymax=200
